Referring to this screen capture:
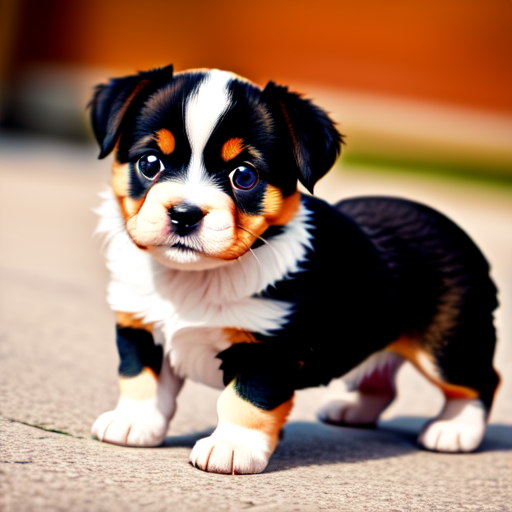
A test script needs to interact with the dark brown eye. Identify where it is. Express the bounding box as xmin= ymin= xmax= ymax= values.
xmin=137 ymin=154 xmax=163 ymax=180
xmin=229 ymin=166 xmax=259 ymax=190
